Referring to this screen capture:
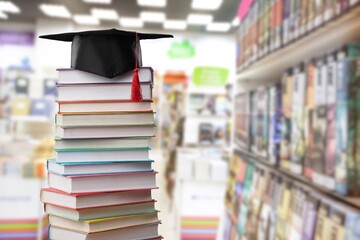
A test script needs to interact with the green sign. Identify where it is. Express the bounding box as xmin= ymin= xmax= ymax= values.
xmin=193 ymin=66 xmax=229 ymax=86
xmin=167 ymin=40 xmax=195 ymax=59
